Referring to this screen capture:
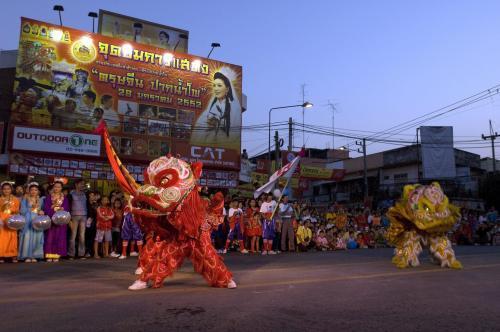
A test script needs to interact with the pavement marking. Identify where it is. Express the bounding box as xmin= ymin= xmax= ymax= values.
xmin=1 ymin=262 xmax=499 ymax=305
